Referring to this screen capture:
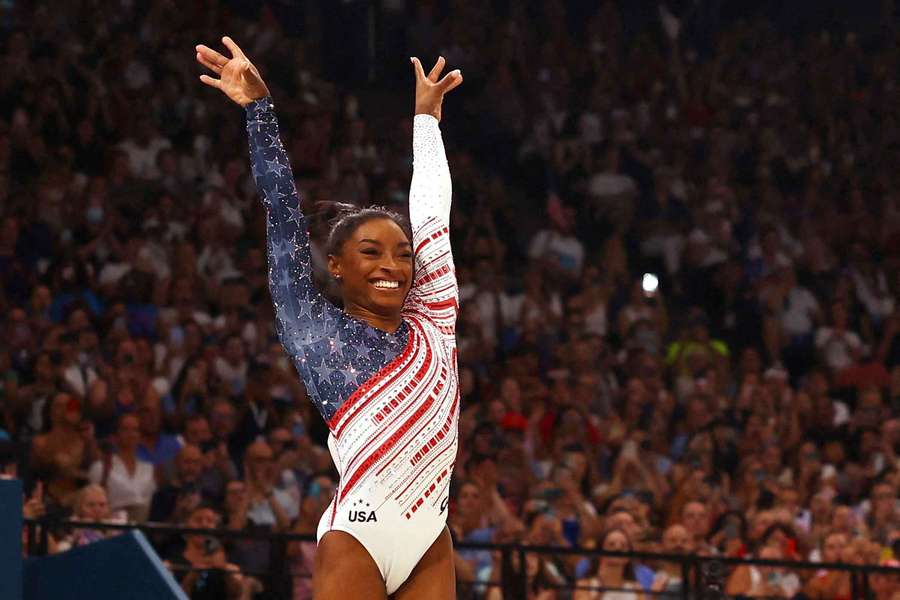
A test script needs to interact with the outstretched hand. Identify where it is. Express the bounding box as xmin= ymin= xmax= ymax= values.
xmin=196 ymin=36 xmax=270 ymax=107
xmin=411 ymin=56 xmax=463 ymax=122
